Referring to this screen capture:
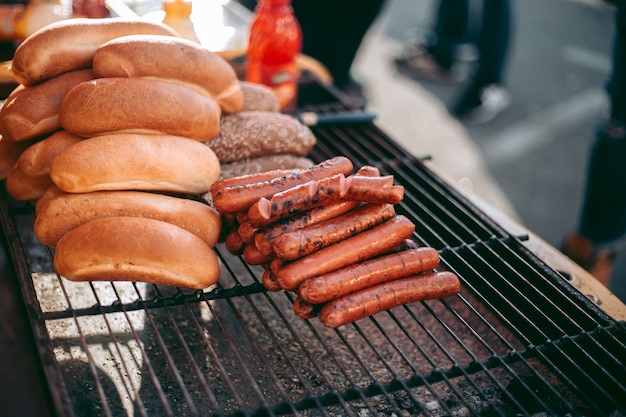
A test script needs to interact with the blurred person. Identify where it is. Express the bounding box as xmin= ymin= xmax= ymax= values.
xmin=237 ymin=0 xmax=387 ymax=105
xmin=562 ymin=0 xmax=625 ymax=287
xmin=394 ymin=0 xmax=513 ymax=125
xmin=291 ymin=0 xmax=387 ymax=105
